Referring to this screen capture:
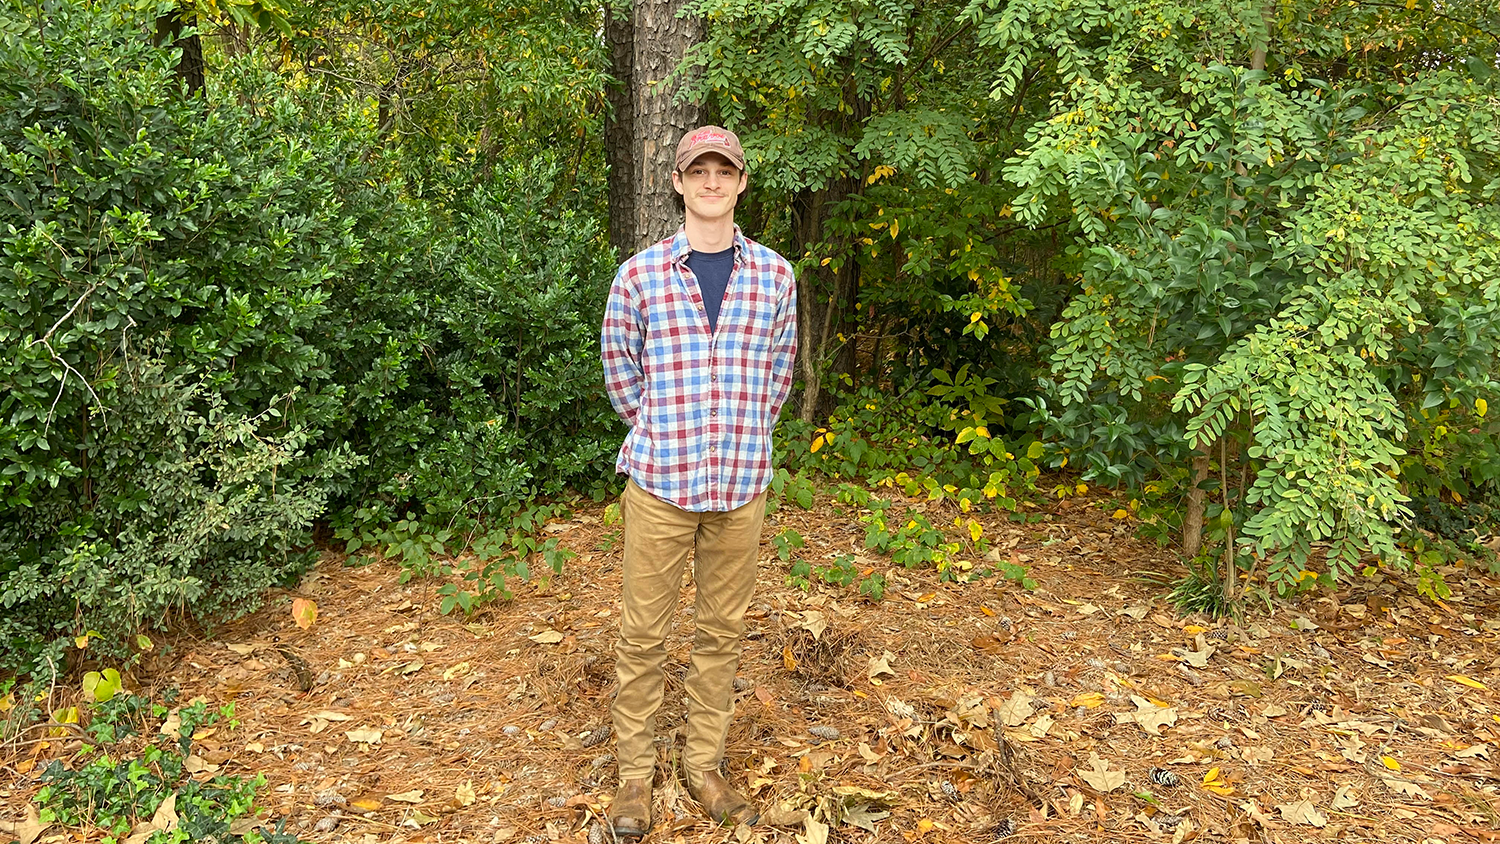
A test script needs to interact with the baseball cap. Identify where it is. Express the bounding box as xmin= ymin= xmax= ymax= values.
xmin=675 ymin=125 xmax=746 ymax=172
